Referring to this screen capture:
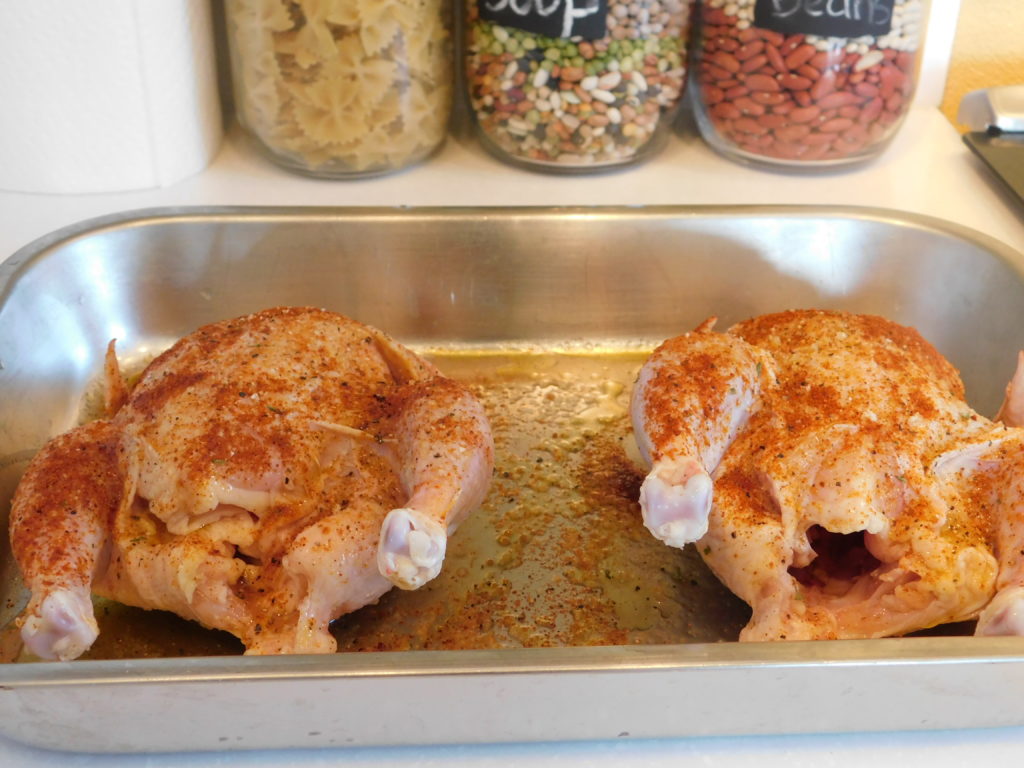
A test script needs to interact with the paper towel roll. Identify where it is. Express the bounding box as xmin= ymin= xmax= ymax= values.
xmin=0 ymin=0 xmax=223 ymax=194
